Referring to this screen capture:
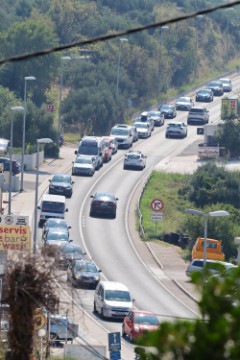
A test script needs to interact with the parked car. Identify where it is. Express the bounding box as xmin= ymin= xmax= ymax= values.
xmin=134 ymin=122 xmax=151 ymax=139
xmin=187 ymin=107 xmax=209 ymax=125
xmin=89 ymin=192 xmax=118 ymax=218
xmin=0 ymin=157 xmax=21 ymax=175
xmin=49 ymin=173 xmax=74 ymax=198
xmin=159 ymin=104 xmax=177 ymax=119
xmin=56 ymin=243 xmax=86 ymax=270
xmin=208 ymin=80 xmax=224 ymax=96
xmin=42 ymin=218 xmax=71 ymax=239
xmin=219 ymin=78 xmax=232 ymax=92
xmin=176 ymin=96 xmax=193 ymax=111
xmin=148 ymin=111 xmax=165 ymax=127
xmin=72 ymin=155 xmax=97 ymax=176
xmin=195 ymin=88 xmax=213 ymax=102
xmin=165 ymin=121 xmax=188 ymax=139
xmin=122 ymin=310 xmax=159 ymax=342
xmin=123 ymin=151 xmax=146 ymax=170
xmin=67 ymin=259 xmax=102 ymax=288
xmin=186 ymin=259 xmax=236 ymax=277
